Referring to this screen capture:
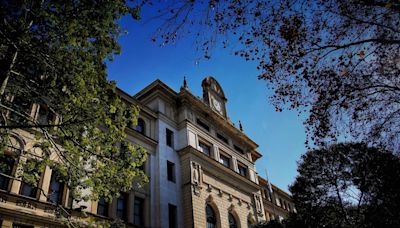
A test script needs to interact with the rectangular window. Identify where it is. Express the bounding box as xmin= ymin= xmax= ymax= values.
xmin=234 ymin=145 xmax=244 ymax=154
xmin=167 ymin=161 xmax=176 ymax=182
xmin=37 ymin=105 xmax=55 ymax=125
xmin=97 ymin=197 xmax=109 ymax=217
xmin=219 ymin=153 xmax=230 ymax=168
xmin=47 ymin=171 xmax=64 ymax=205
xmin=20 ymin=182 xmax=38 ymax=198
xmin=238 ymin=163 xmax=247 ymax=177
xmin=134 ymin=197 xmax=144 ymax=226
xmin=116 ymin=192 xmax=128 ymax=220
xmin=196 ymin=118 xmax=210 ymax=131
xmin=168 ymin=203 xmax=177 ymax=228
xmin=198 ymin=141 xmax=211 ymax=156
xmin=19 ymin=159 xmax=41 ymax=198
xmin=166 ymin=128 xmax=174 ymax=148
xmin=0 ymin=155 xmax=15 ymax=191
xmin=216 ymin=133 xmax=228 ymax=144
xmin=9 ymin=95 xmax=32 ymax=121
